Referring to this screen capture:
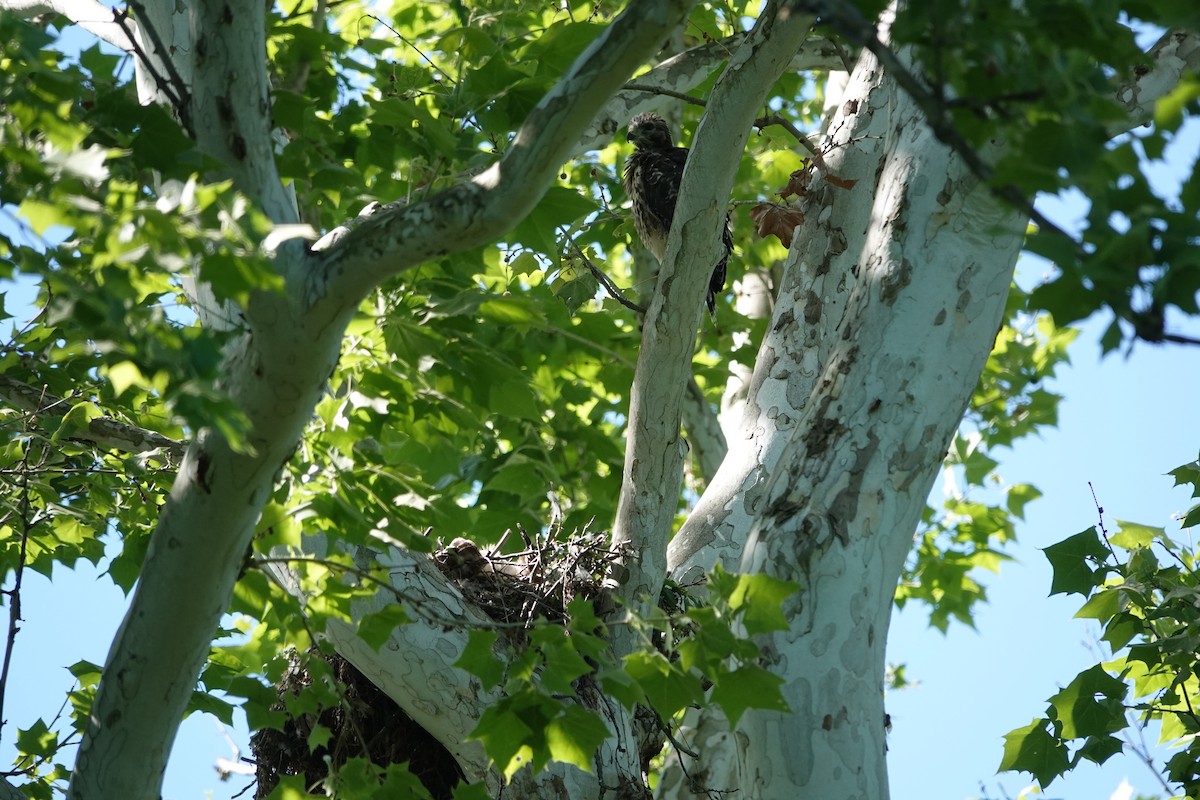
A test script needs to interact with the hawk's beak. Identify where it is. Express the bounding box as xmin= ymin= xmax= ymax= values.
xmin=626 ymin=131 xmax=634 ymax=142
